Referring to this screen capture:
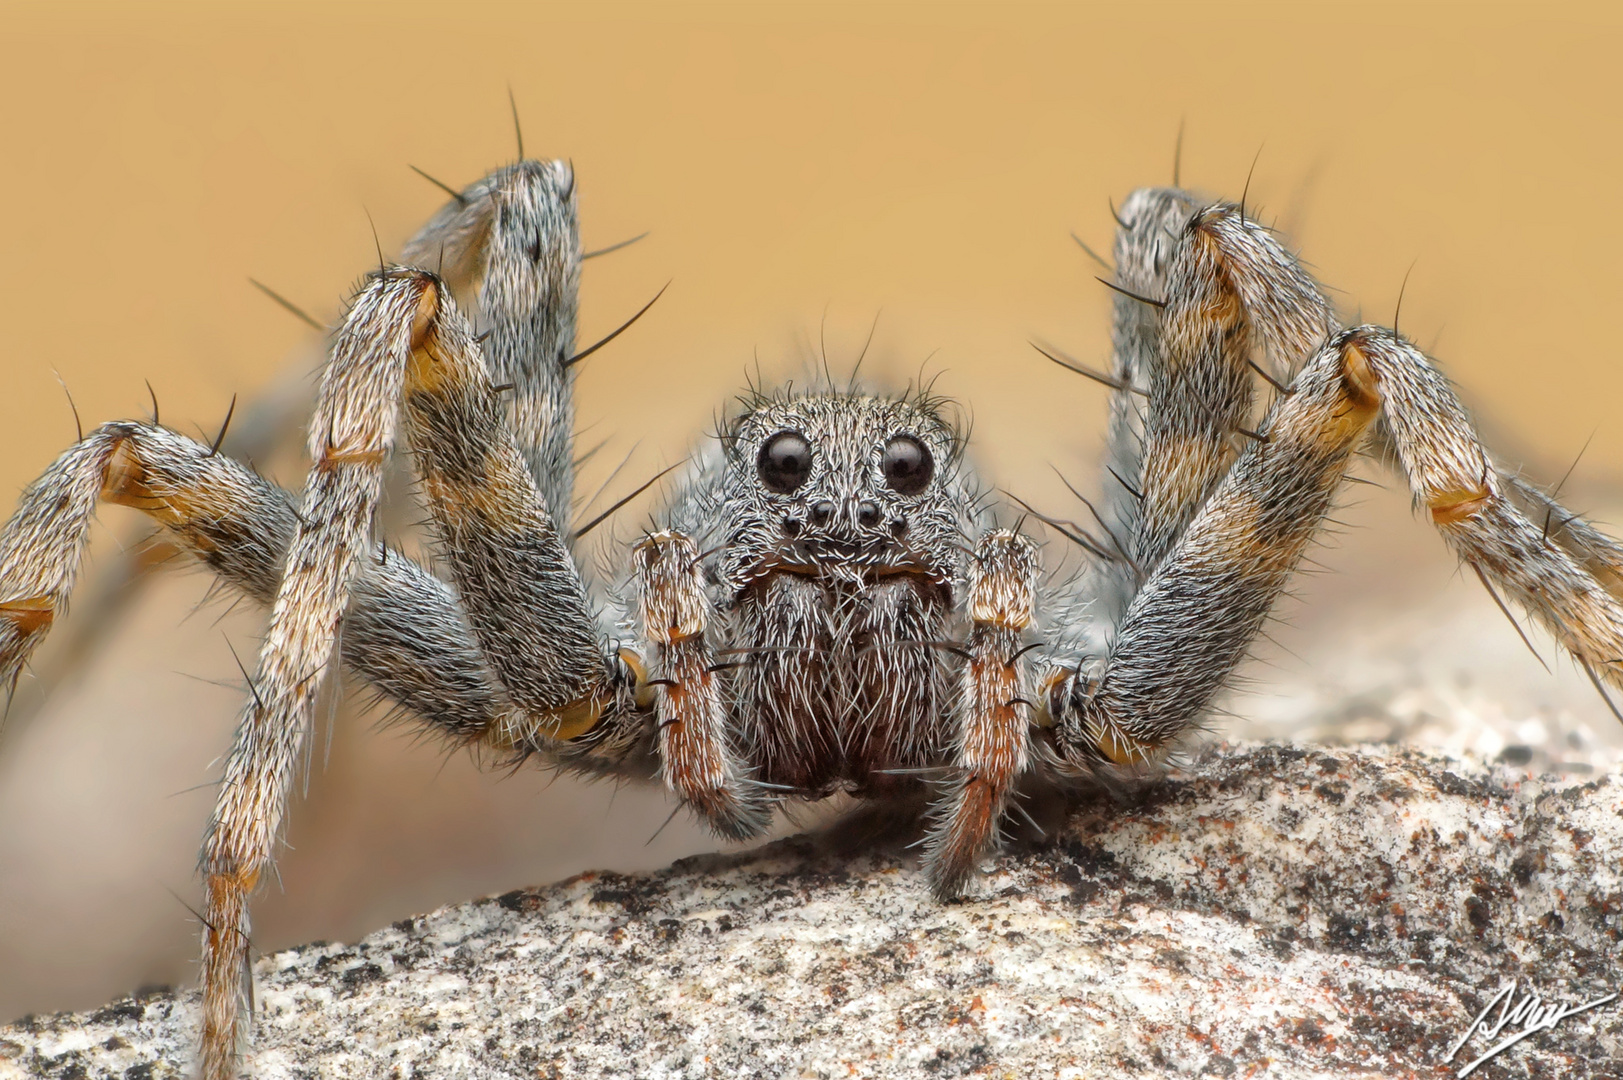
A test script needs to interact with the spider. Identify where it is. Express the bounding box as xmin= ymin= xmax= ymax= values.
xmin=2 ymin=155 xmax=1621 ymax=1080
